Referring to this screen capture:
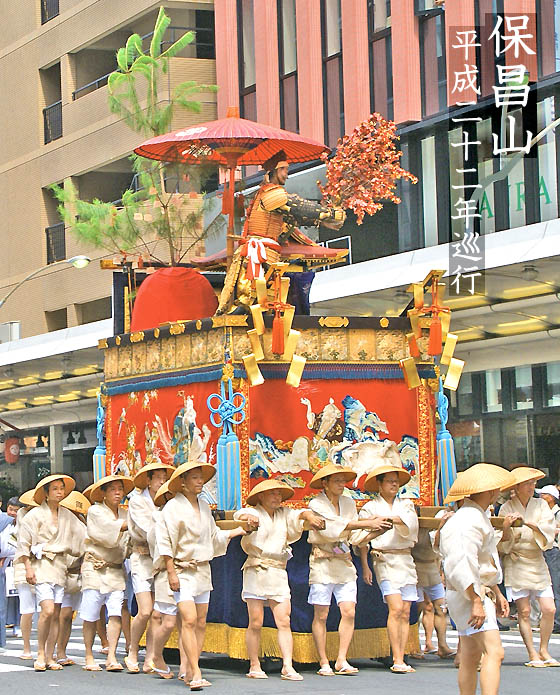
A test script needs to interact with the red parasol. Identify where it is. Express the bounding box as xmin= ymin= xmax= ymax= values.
xmin=134 ymin=107 xmax=330 ymax=266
